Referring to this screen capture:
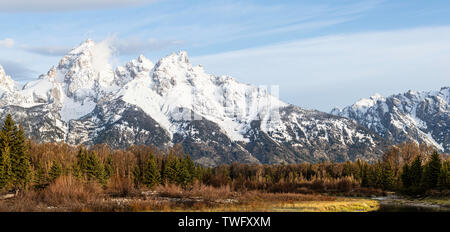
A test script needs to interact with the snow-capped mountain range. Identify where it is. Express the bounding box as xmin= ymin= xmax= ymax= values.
xmin=331 ymin=88 xmax=449 ymax=153
xmin=2 ymin=39 xmax=445 ymax=166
